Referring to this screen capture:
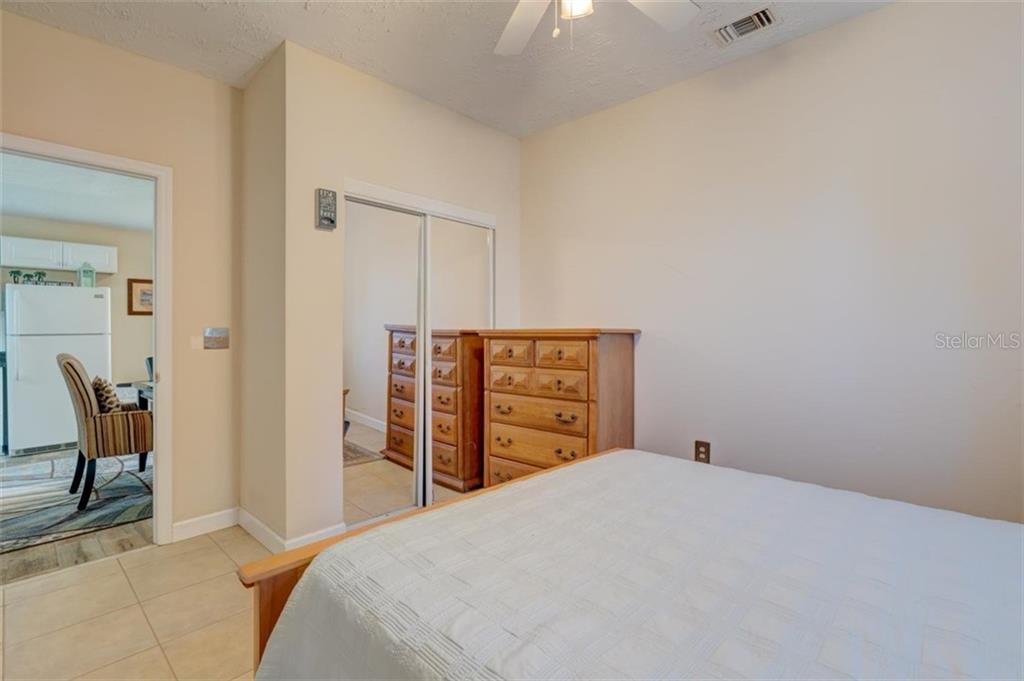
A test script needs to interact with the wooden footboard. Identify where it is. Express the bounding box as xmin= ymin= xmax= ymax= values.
xmin=237 ymin=448 xmax=622 ymax=670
